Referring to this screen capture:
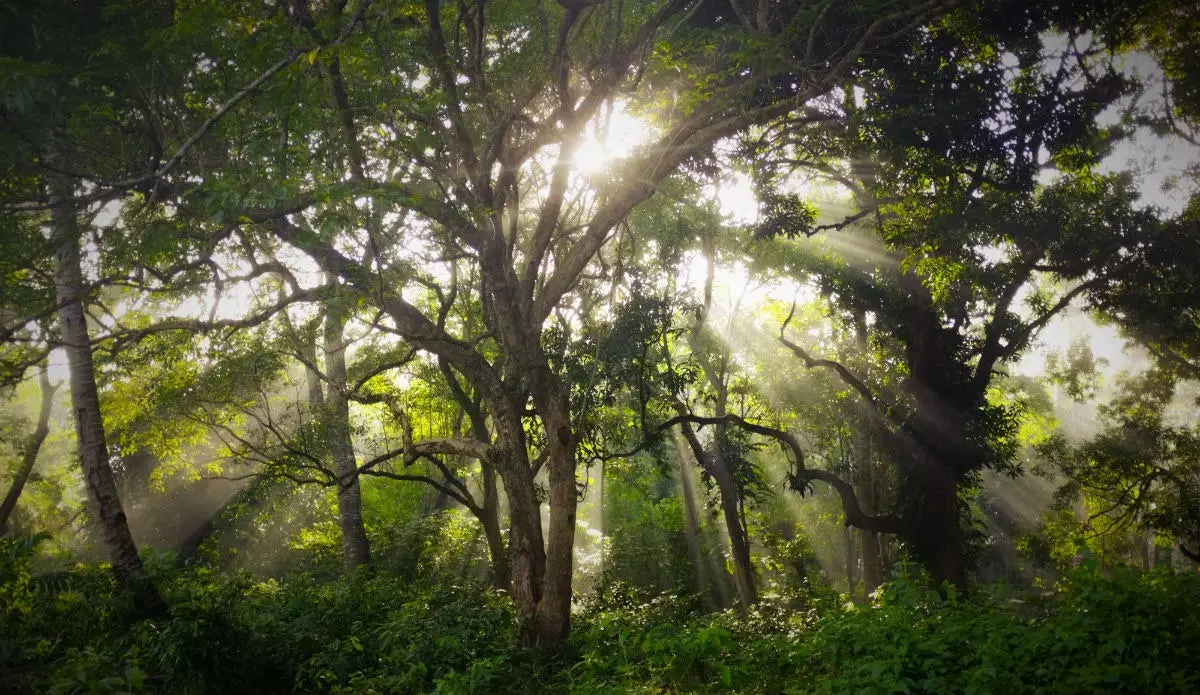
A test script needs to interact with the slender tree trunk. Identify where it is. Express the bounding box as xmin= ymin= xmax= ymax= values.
xmin=879 ymin=534 xmax=893 ymax=580
xmin=0 ymin=367 xmax=56 ymax=535
xmin=481 ymin=465 xmax=510 ymax=590
xmin=855 ymin=442 xmax=884 ymax=596
xmin=857 ymin=437 xmax=884 ymax=596
xmin=683 ymin=233 xmax=755 ymax=609
xmin=50 ymin=173 xmax=164 ymax=614
xmin=852 ymin=310 xmax=884 ymax=597
xmin=673 ymin=431 xmax=711 ymax=605
xmin=843 ymin=524 xmax=858 ymax=595
xmin=324 ymin=288 xmax=371 ymax=570
xmin=681 ymin=423 xmax=756 ymax=611
xmin=597 ymin=458 xmax=604 ymax=539
xmin=1139 ymin=528 xmax=1154 ymax=570
xmin=714 ymin=462 xmax=756 ymax=610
